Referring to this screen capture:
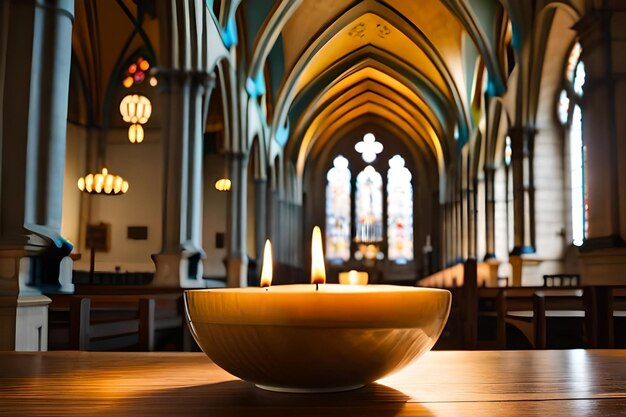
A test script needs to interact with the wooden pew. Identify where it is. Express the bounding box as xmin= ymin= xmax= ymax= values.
xmin=594 ymin=286 xmax=626 ymax=348
xmin=418 ymin=265 xmax=618 ymax=350
xmin=69 ymin=297 xmax=152 ymax=351
xmin=494 ymin=287 xmax=595 ymax=349
xmin=49 ymin=294 xmax=183 ymax=351
xmin=542 ymin=274 xmax=580 ymax=287
xmin=418 ymin=259 xmax=480 ymax=349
